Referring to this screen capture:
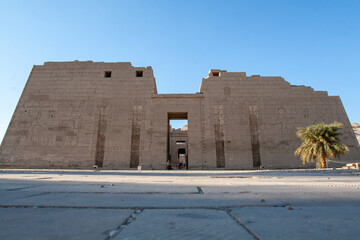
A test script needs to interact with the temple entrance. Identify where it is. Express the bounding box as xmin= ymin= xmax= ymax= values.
xmin=167 ymin=113 xmax=188 ymax=170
